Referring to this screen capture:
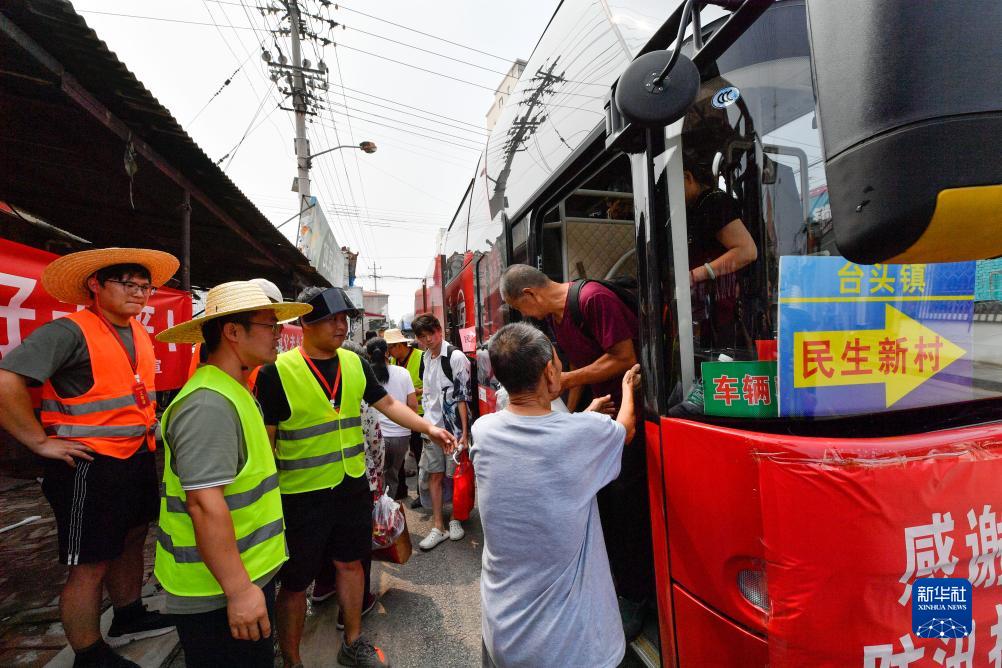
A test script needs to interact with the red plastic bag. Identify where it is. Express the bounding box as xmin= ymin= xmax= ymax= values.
xmin=452 ymin=449 xmax=475 ymax=521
